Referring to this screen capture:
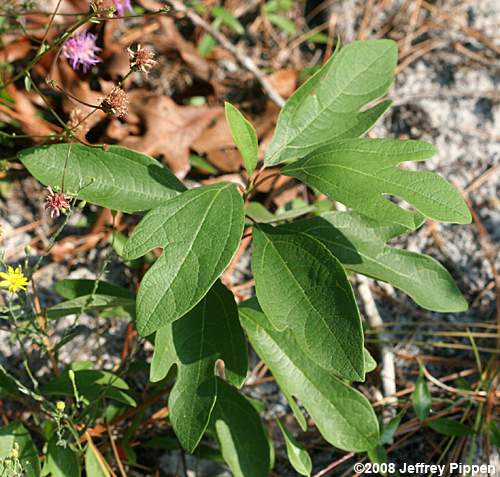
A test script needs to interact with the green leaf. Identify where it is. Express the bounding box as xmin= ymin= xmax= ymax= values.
xmin=0 ymin=422 xmax=40 ymax=477
xmin=189 ymin=154 xmax=218 ymax=174
xmin=277 ymin=420 xmax=312 ymax=476
xmin=281 ymin=211 xmax=468 ymax=312
xmin=44 ymin=438 xmax=80 ymax=477
xmin=41 ymin=369 xmax=136 ymax=407
xmin=380 ymin=410 xmax=405 ymax=445
xmin=47 ymin=294 xmax=135 ymax=319
xmin=265 ymin=40 xmax=397 ymax=165
xmin=428 ymin=419 xmax=475 ymax=437
xmin=239 ymin=299 xmax=380 ymax=452
xmin=364 ymin=348 xmax=377 ymax=374
xmin=283 ymin=139 xmax=471 ymax=228
xmin=212 ymin=6 xmax=244 ymax=34
xmin=266 ymin=14 xmax=296 ymax=34
xmin=18 ymin=144 xmax=185 ymax=213
xmin=55 ymin=279 xmax=134 ymax=300
xmin=252 ymin=224 xmax=364 ymax=380
xmin=123 ymin=182 xmax=245 ymax=336
xmin=490 ymin=421 xmax=500 ymax=448
xmin=84 ymin=444 xmax=109 ymax=477
xmin=211 ymin=379 xmax=271 ymax=477
xmin=412 ymin=366 xmax=431 ymax=421
xmin=225 ymin=102 xmax=259 ymax=176
xmin=150 ymin=281 xmax=247 ymax=452
xmin=367 ymin=445 xmax=388 ymax=466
